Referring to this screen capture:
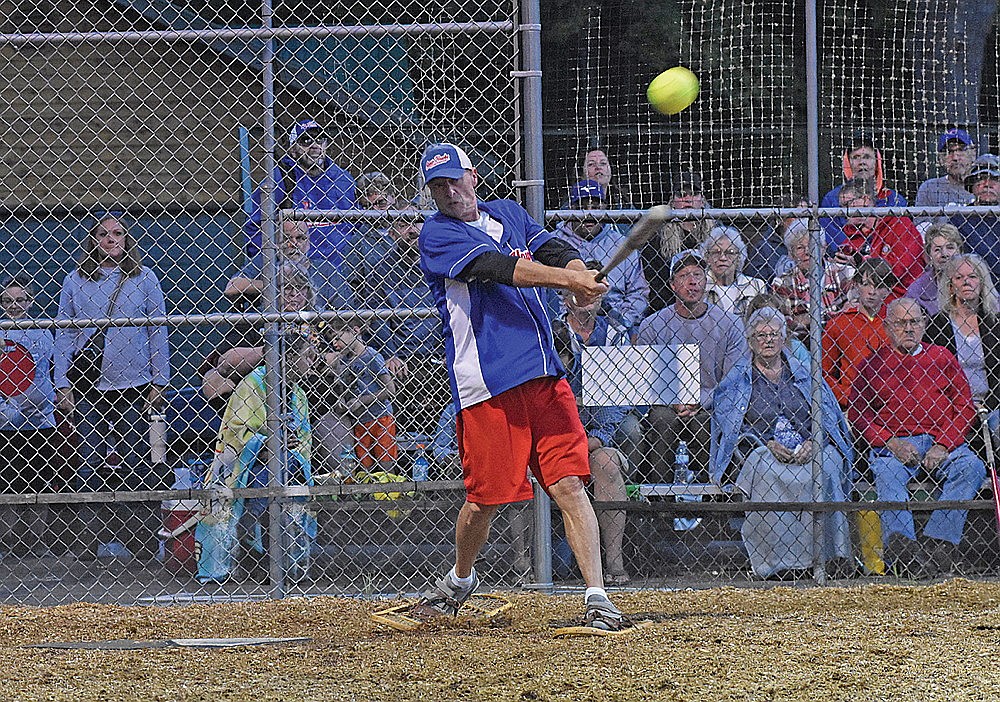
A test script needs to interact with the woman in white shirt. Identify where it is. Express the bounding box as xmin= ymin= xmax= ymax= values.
xmin=701 ymin=226 xmax=766 ymax=316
